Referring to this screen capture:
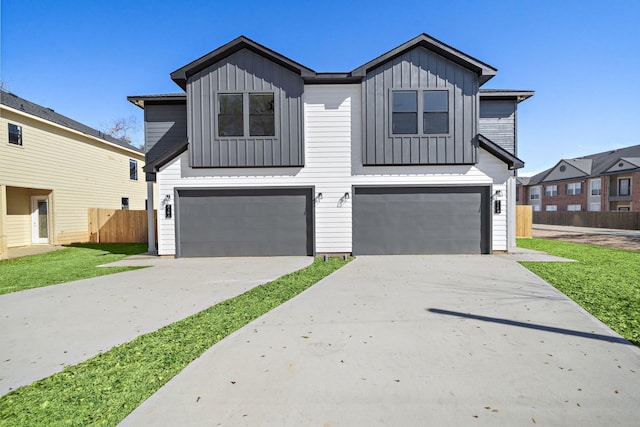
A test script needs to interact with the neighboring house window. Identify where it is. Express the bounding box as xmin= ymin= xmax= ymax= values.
xmin=129 ymin=159 xmax=138 ymax=180
xmin=589 ymin=202 xmax=601 ymax=211
xmin=391 ymin=90 xmax=449 ymax=135
xmin=532 ymin=205 xmax=541 ymax=212
xmin=545 ymin=185 xmax=558 ymax=197
xmin=217 ymin=92 xmax=275 ymax=137
xmin=618 ymin=206 xmax=631 ymax=211
xmin=545 ymin=205 xmax=557 ymax=211
xmin=618 ymin=178 xmax=631 ymax=196
xmin=566 ymin=182 xmax=582 ymax=195
xmin=567 ymin=204 xmax=582 ymax=211
xmin=590 ymin=179 xmax=601 ymax=196
xmin=121 ymin=197 xmax=130 ymax=210
xmin=529 ymin=187 xmax=540 ymax=200
xmin=8 ymin=123 xmax=22 ymax=145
